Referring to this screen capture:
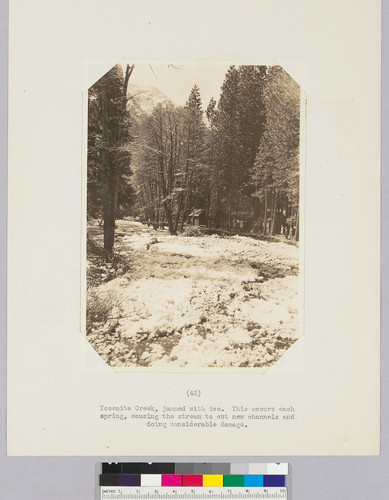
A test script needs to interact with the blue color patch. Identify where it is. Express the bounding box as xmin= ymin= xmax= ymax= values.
xmin=263 ymin=475 xmax=285 ymax=487
xmin=244 ymin=475 xmax=264 ymax=486
xmin=118 ymin=474 xmax=141 ymax=486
